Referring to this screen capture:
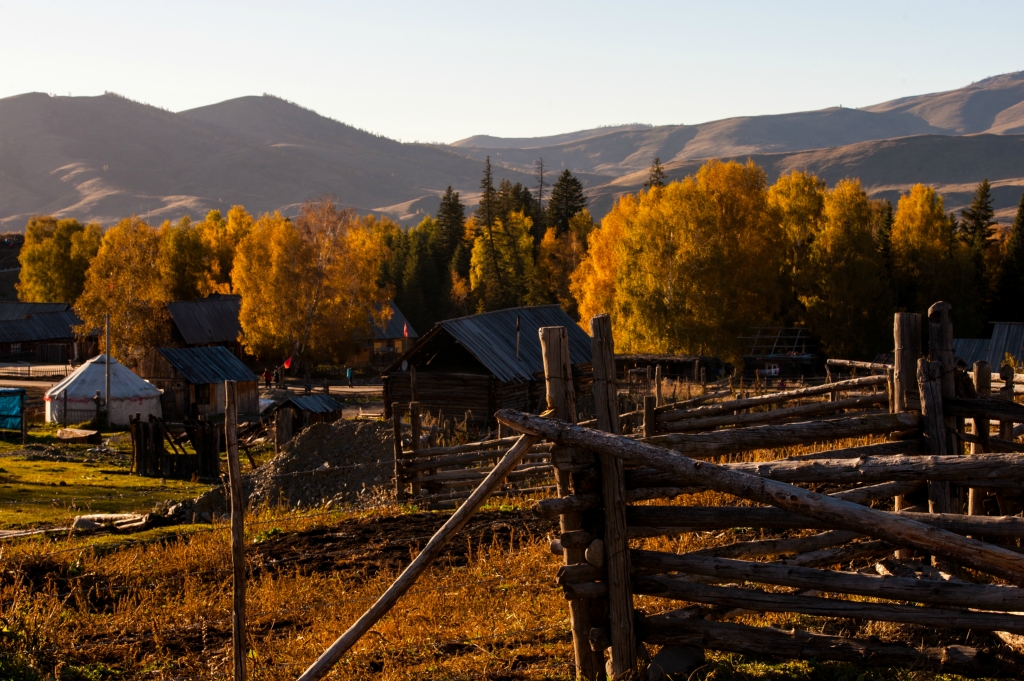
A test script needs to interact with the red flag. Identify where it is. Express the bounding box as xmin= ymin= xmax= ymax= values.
xmin=283 ymin=356 xmax=292 ymax=369
xmin=403 ymin=322 xmax=408 ymax=338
